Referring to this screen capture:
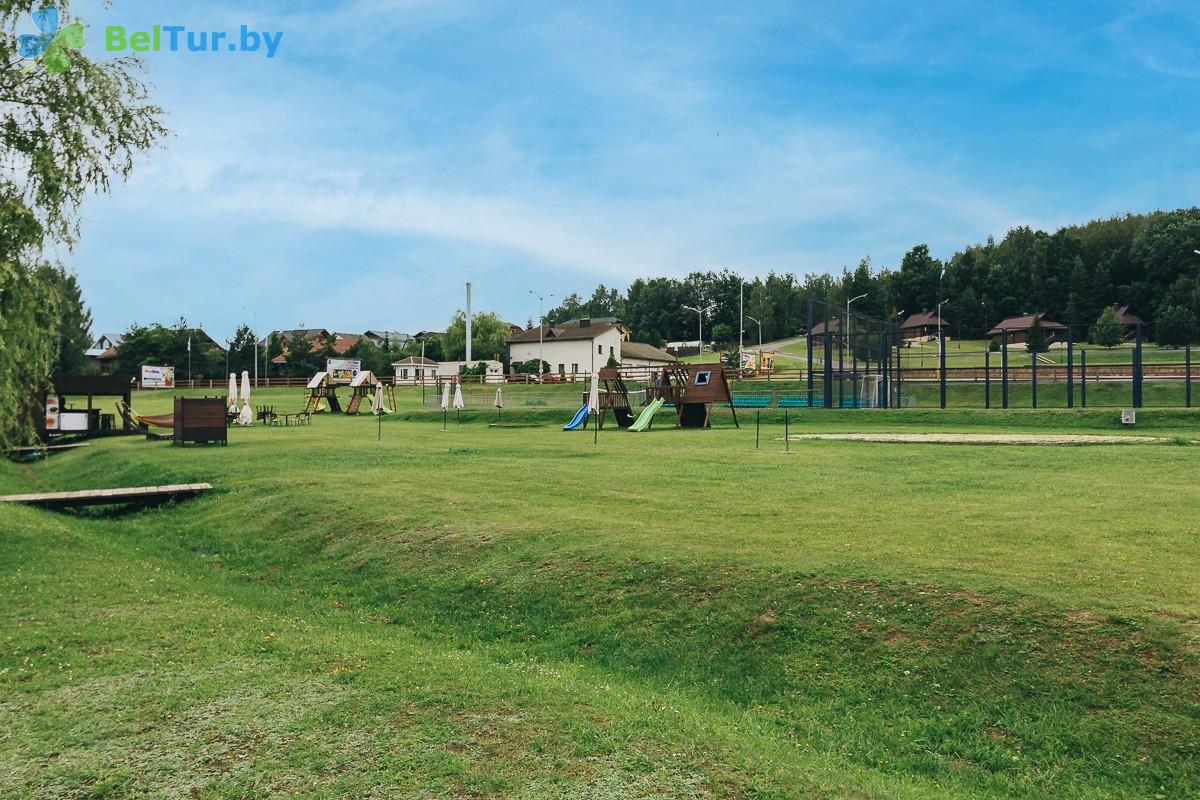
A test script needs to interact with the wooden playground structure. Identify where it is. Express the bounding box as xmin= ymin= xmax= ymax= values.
xmin=593 ymin=368 xmax=636 ymax=429
xmin=346 ymin=371 xmax=395 ymax=415
xmin=304 ymin=372 xmax=342 ymax=414
xmin=649 ymin=364 xmax=738 ymax=429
